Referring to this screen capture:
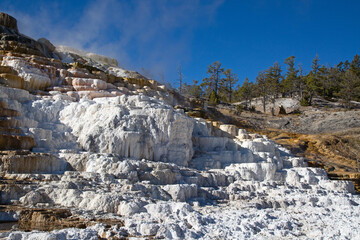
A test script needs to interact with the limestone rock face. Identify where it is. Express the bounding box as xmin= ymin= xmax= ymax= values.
xmin=0 ymin=151 xmax=68 ymax=173
xmin=238 ymin=97 xmax=300 ymax=115
xmin=71 ymin=78 xmax=108 ymax=91
xmin=0 ymin=12 xmax=18 ymax=32
xmin=60 ymin=95 xmax=194 ymax=166
xmin=1 ymin=56 xmax=52 ymax=90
